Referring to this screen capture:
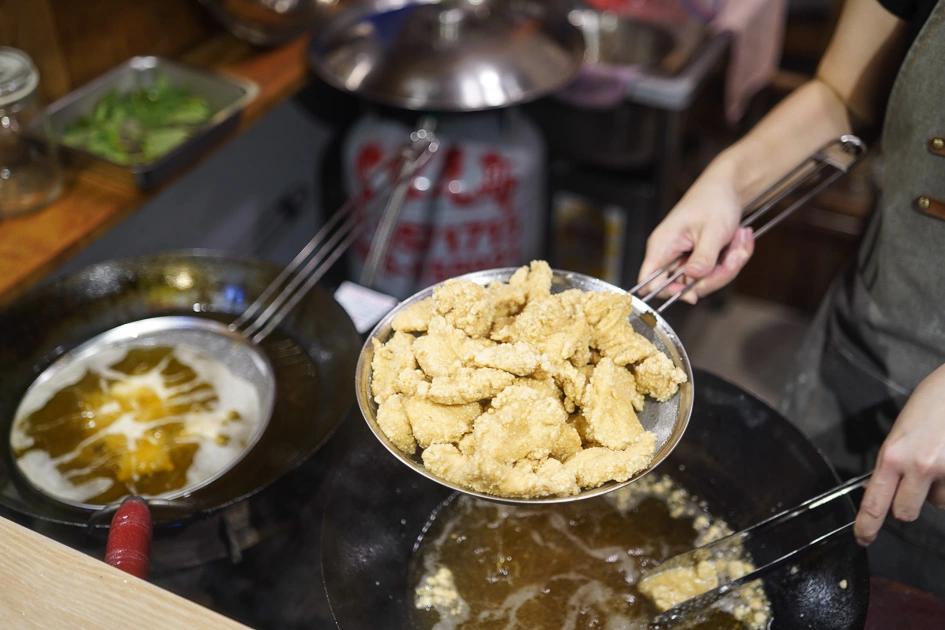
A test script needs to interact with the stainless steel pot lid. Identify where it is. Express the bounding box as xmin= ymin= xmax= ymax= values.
xmin=308 ymin=0 xmax=586 ymax=111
